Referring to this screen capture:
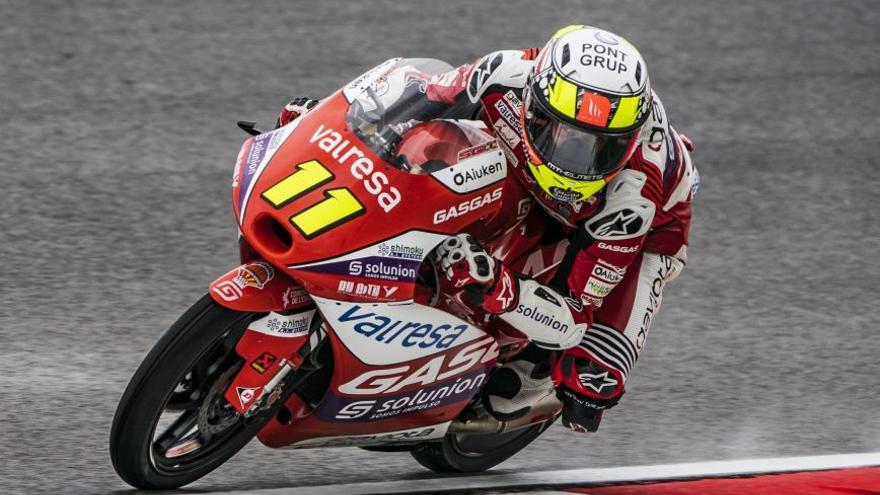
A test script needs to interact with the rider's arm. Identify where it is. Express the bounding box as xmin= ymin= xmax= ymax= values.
xmin=422 ymin=48 xmax=540 ymax=109
xmin=560 ymin=97 xmax=685 ymax=309
xmin=277 ymin=49 xmax=541 ymax=128
xmin=437 ymin=234 xmax=588 ymax=351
